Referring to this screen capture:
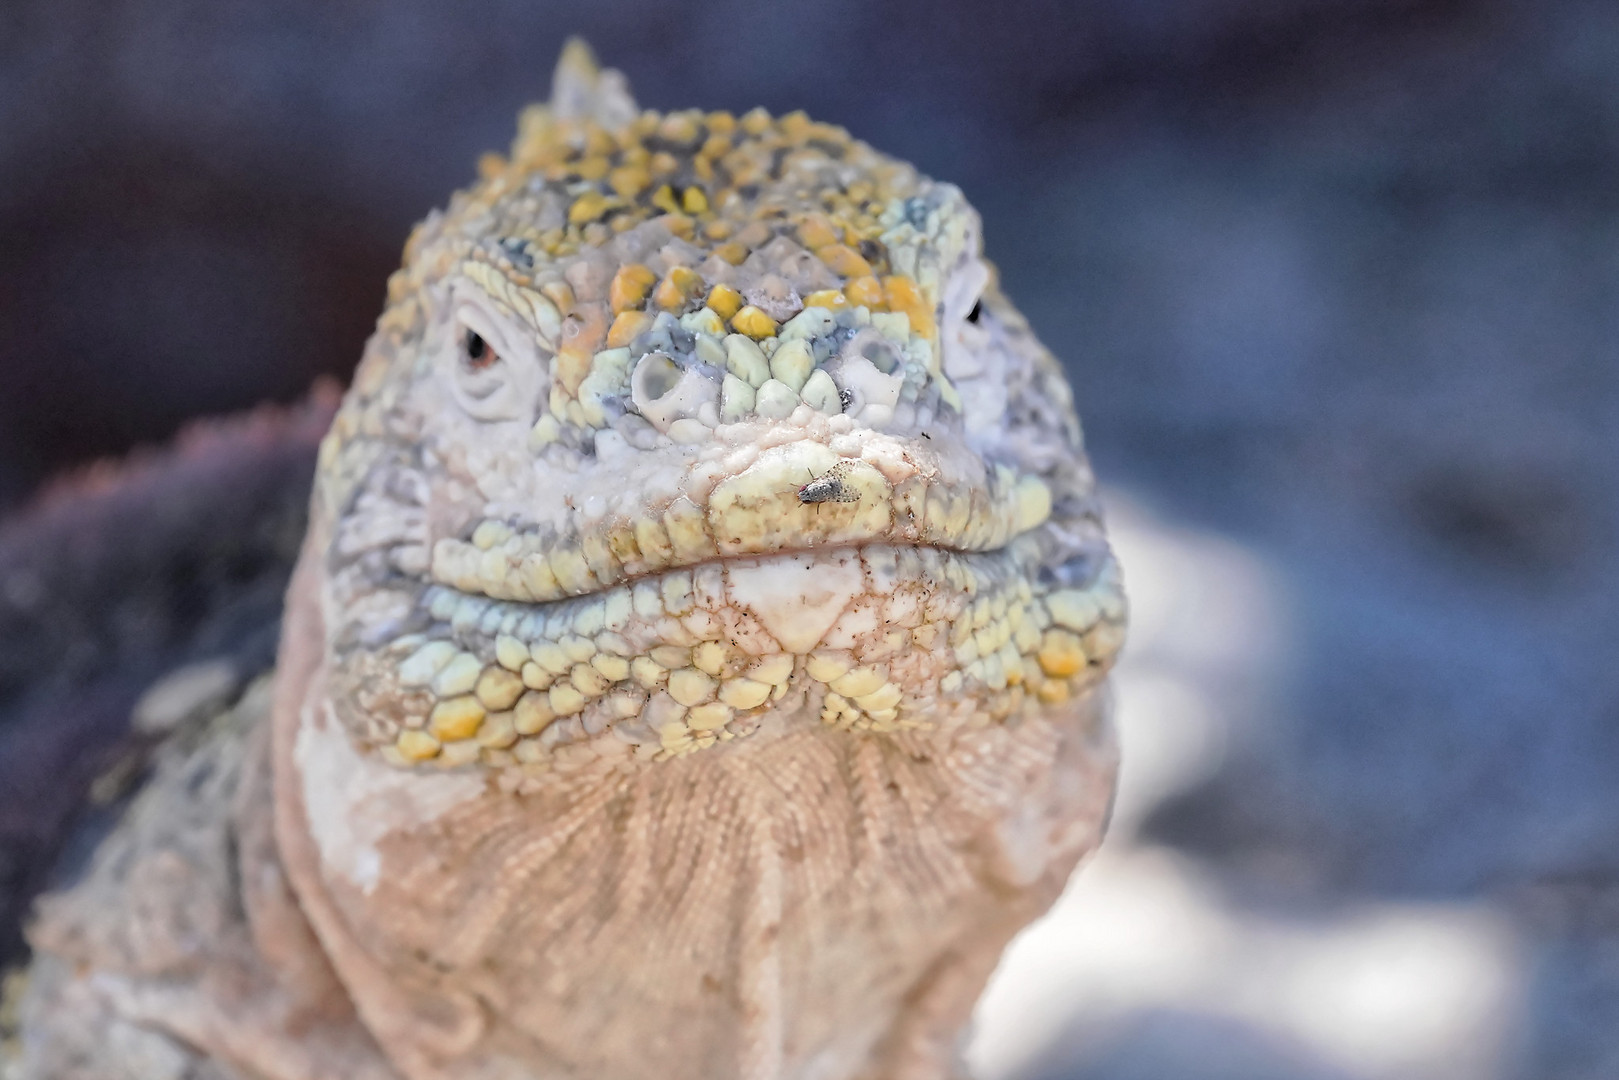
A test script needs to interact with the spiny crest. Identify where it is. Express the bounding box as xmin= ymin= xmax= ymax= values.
xmin=445 ymin=40 xmax=960 ymax=339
